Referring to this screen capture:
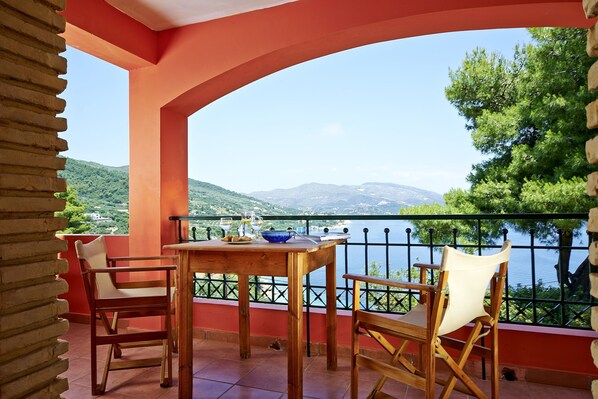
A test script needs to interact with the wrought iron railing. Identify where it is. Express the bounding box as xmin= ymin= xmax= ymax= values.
xmin=169 ymin=213 xmax=593 ymax=330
